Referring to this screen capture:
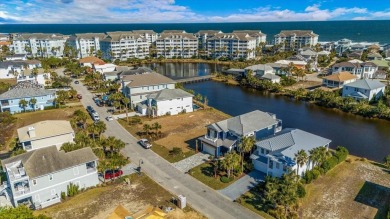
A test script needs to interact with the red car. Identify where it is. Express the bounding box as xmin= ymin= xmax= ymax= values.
xmin=76 ymin=94 xmax=82 ymax=99
xmin=104 ymin=169 xmax=123 ymax=179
